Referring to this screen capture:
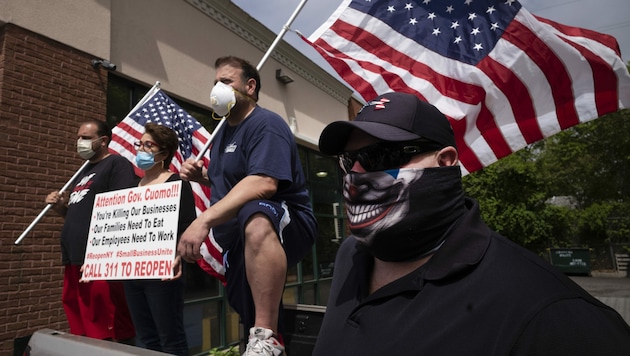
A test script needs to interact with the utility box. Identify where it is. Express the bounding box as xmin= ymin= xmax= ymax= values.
xmin=549 ymin=248 xmax=591 ymax=275
xmin=283 ymin=304 xmax=326 ymax=356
